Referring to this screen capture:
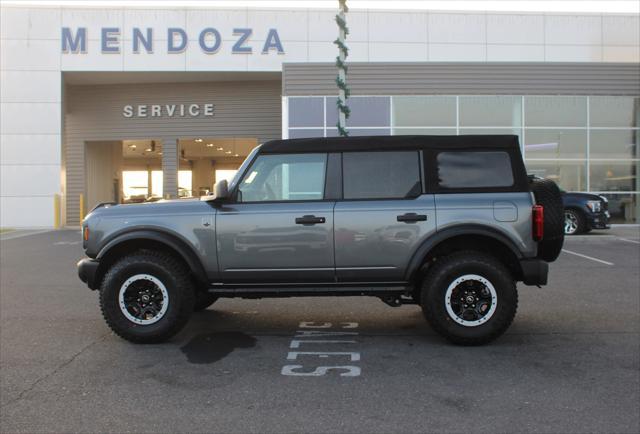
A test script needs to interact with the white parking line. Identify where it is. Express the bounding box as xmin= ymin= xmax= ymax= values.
xmin=616 ymin=237 xmax=640 ymax=245
xmin=562 ymin=249 xmax=614 ymax=266
xmin=0 ymin=230 xmax=53 ymax=241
